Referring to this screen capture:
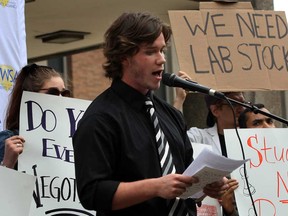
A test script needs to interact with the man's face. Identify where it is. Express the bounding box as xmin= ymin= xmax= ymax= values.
xmin=245 ymin=108 xmax=276 ymax=128
xmin=121 ymin=33 xmax=167 ymax=95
